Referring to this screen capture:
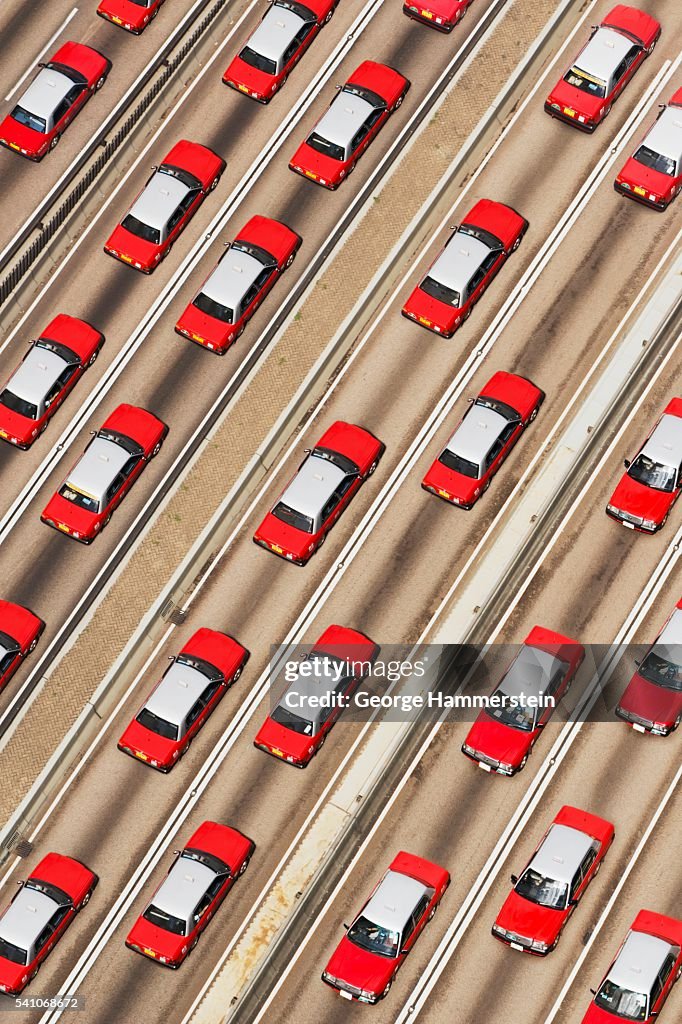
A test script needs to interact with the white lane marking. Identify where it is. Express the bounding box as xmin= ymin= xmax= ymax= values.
xmin=542 ymin=764 xmax=682 ymax=1024
xmin=3 ymin=9 xmax=78 ymax=102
